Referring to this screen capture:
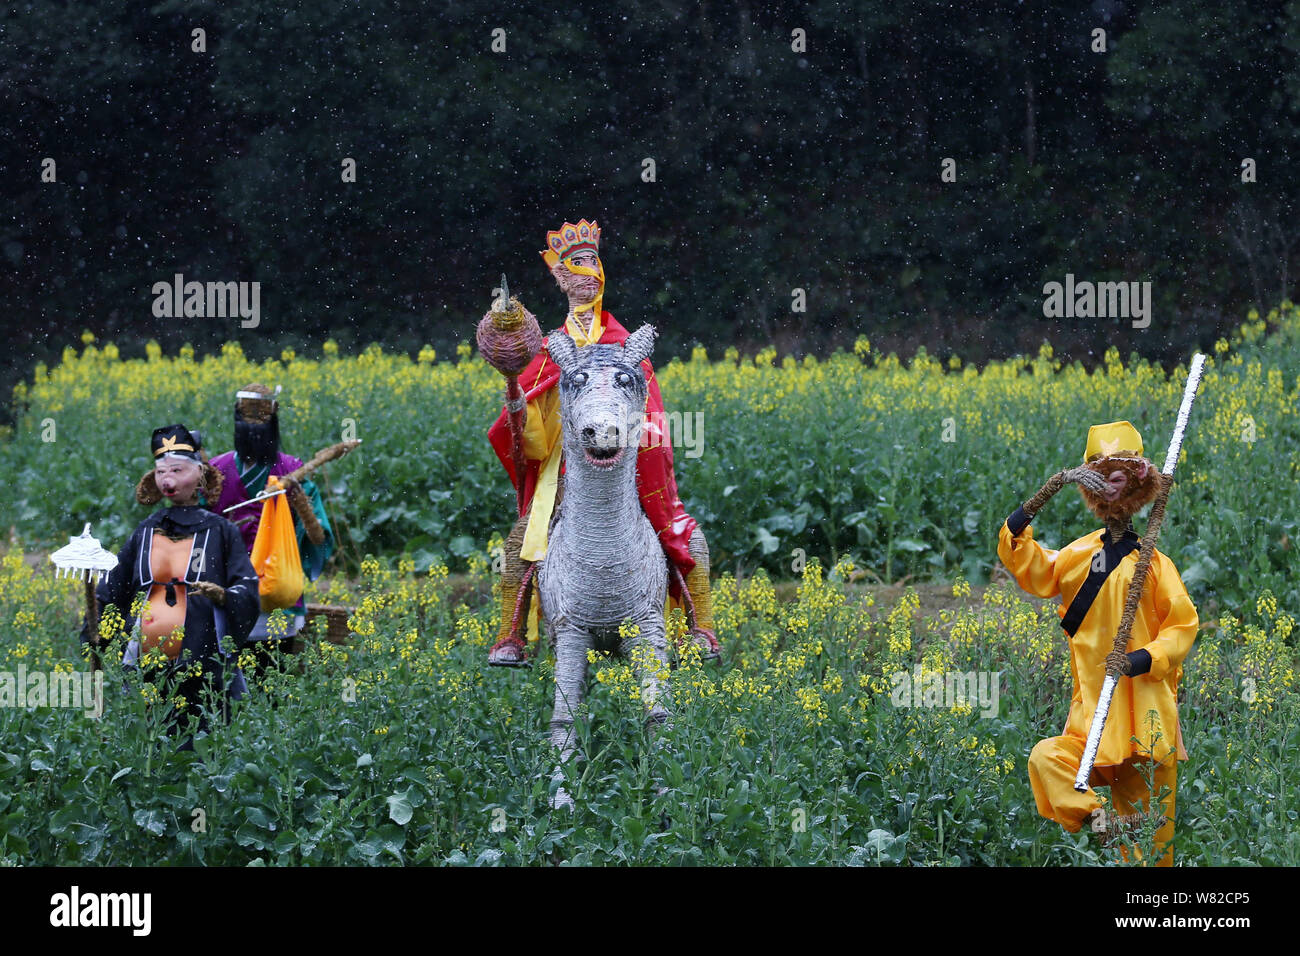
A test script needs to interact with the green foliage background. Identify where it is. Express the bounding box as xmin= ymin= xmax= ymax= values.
xmin=1 ymin=554 xmax=1295 ymax=866
xmin=3 ymin=302 xmax=1298 ymax=618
